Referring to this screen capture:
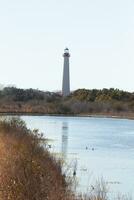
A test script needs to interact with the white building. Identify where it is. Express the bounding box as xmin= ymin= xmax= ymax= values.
xmin=62 ymin=48 xmax=70 ymax=97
